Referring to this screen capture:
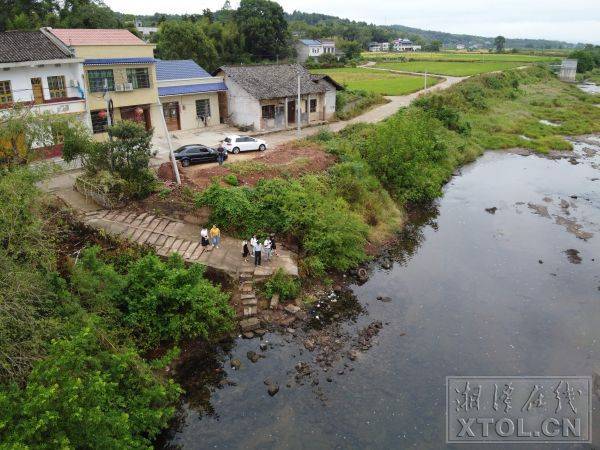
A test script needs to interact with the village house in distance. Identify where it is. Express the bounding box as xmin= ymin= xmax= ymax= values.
xmin=295 ymin=39 xmax=336 ymax=63
xmin=214 ymin=64 xmax=341 ymax=132
xmin=0 ymin=29 xmax=89 ymax=128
